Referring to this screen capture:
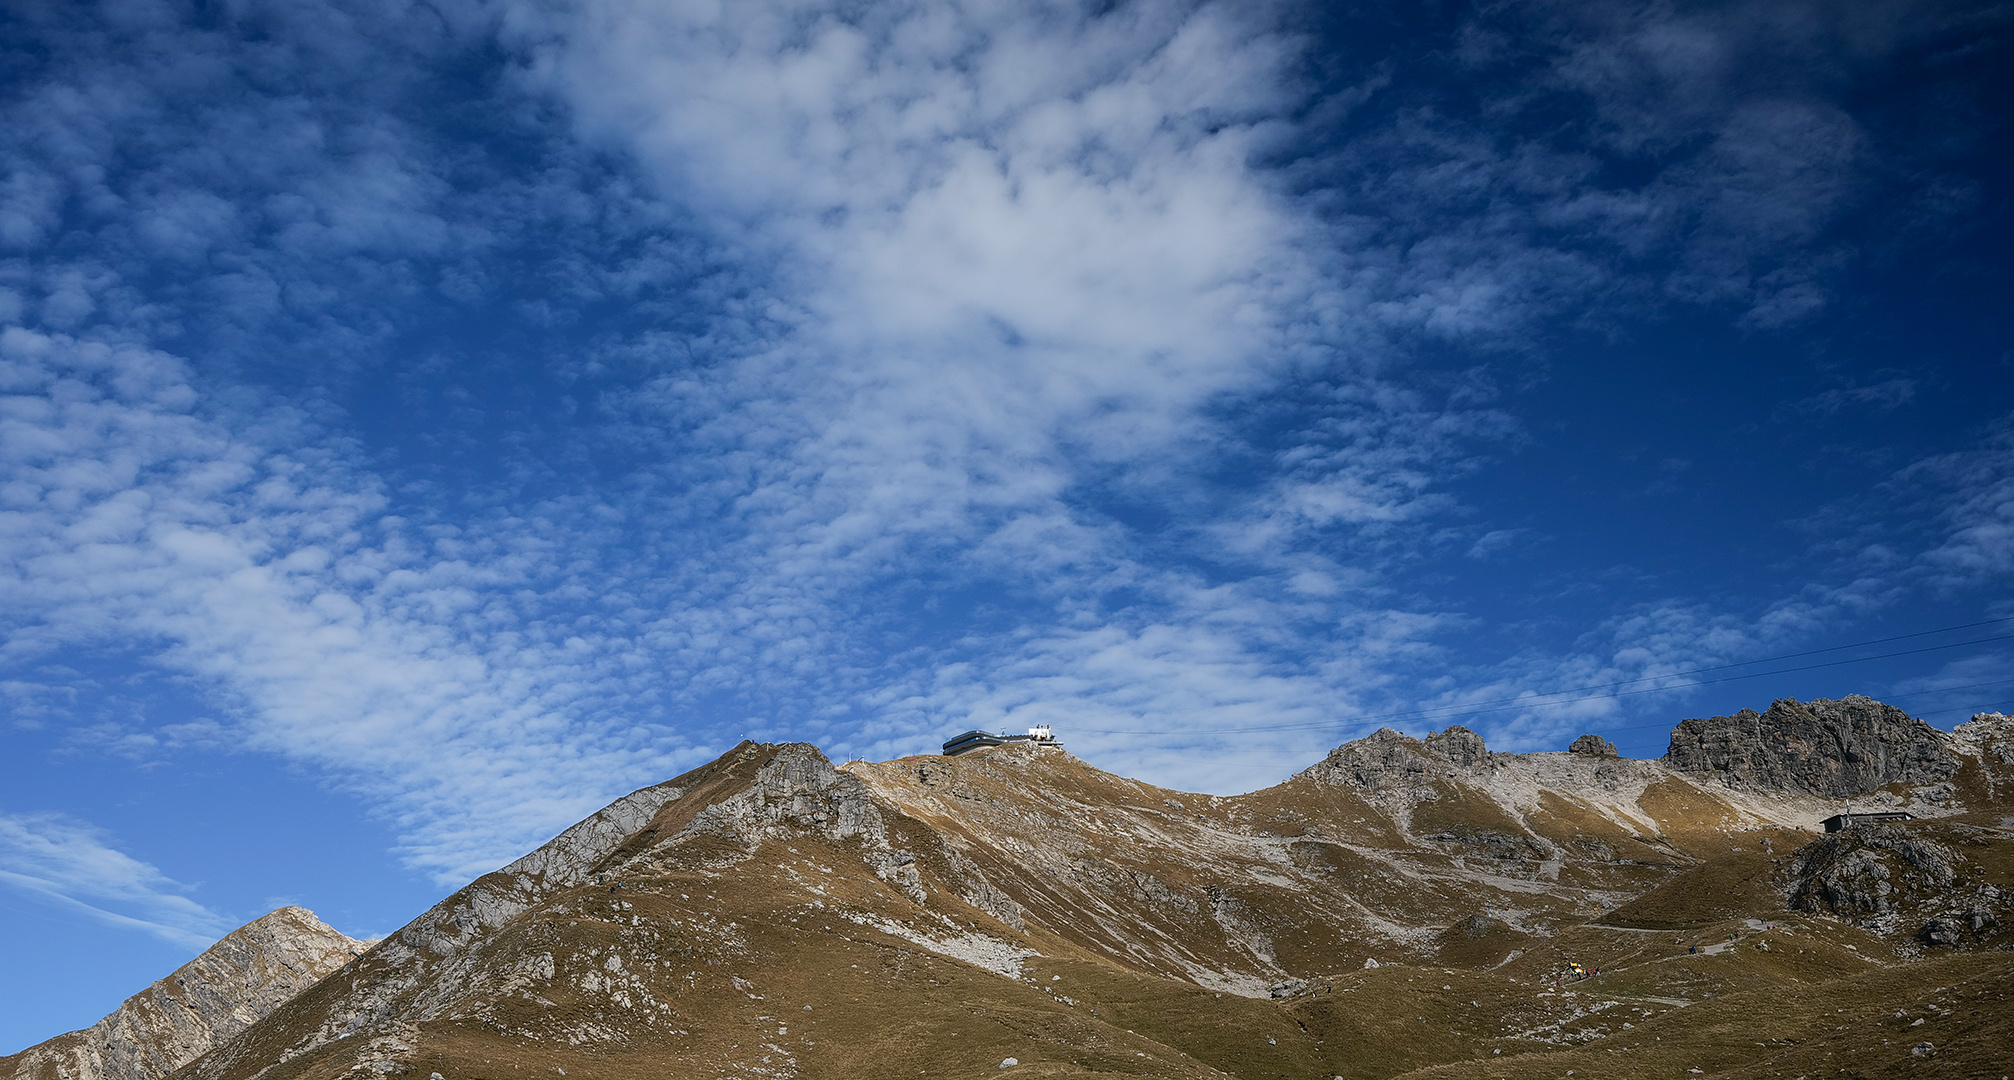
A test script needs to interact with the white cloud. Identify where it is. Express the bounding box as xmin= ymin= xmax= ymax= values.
xmin=0 ymin=0 xmax=2005 ymax=887
xmin=0 ymin=810 xmax=233 ymax=951
xmin=518 ymin=0 xmax=1332 ymax=508
xmin=0 ymin=328 xmax=698 ymax=882
xmin=1775 ymin=376 xmax=1917 ymax=420
xmin=1914 ymin=419 xmax=2014 ymax=588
